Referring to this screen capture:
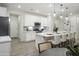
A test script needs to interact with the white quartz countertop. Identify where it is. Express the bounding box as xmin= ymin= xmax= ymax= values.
xmin=37 ymin=32 xmax=61 ymax=37
xmin=37 ymin=32 xmax=53 ymax=36
xmin=36 ymin=31 xmax=75 ymax=37
xmin=0 ymin=36 xmax=11 ymax=43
